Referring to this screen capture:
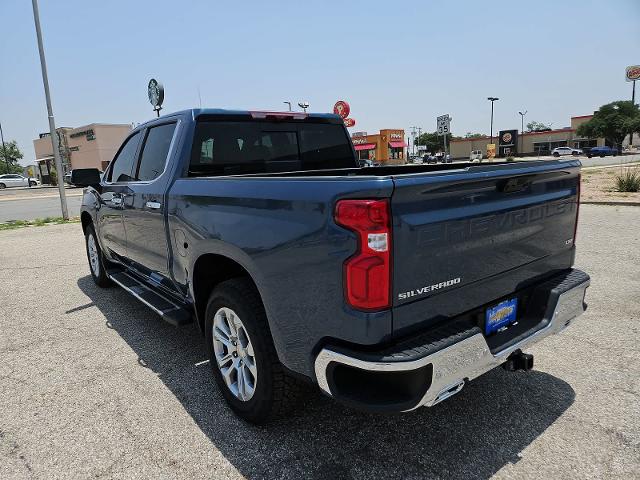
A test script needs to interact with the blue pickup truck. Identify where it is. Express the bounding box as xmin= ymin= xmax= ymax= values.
xmin=74 ymin=109 xmax=590 ymax=423
xmin=587 ymin=146 xmax=618 ymax=158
